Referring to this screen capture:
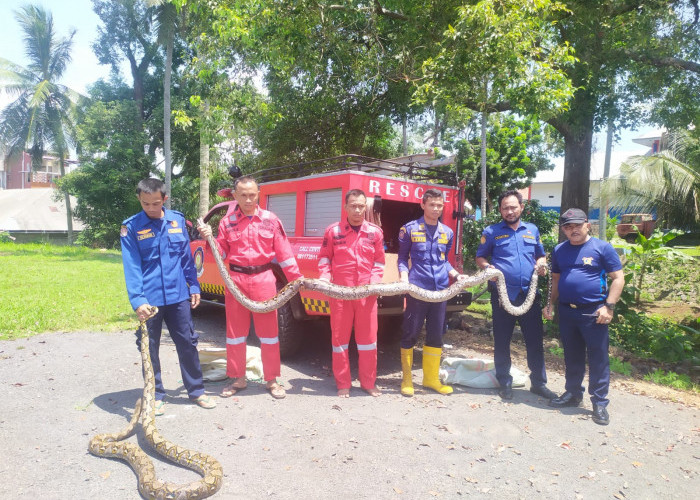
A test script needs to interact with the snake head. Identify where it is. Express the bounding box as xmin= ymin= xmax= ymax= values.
xmin=145 ymin=306 xmax=158 ymax=320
